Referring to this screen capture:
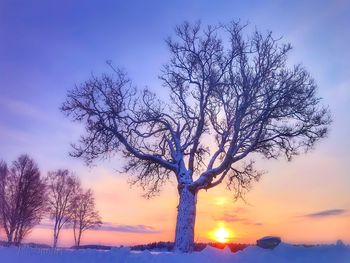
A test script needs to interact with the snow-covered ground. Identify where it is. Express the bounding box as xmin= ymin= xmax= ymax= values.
xmin=0 ymin=242 xmax=349 ymax=263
